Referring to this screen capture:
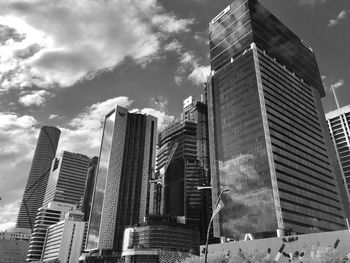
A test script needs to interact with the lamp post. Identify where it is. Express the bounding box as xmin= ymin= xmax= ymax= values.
xmin=197 ymin=187 xmax=230 ymax=263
